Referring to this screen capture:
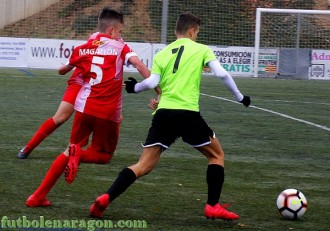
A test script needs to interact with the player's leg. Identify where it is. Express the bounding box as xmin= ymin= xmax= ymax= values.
xmin=52 ymin=101 xmax=75 ymax=125
xmin=111 ymin=146 xmax=162 ymax=197
xmin=180 ymin=111 xmax=239 ymax=220
xmin=65 ymin=111 xmax=92 ymax=184
xmin=26 ymin=111 xmax=90 ymax=206
xmin=26 ymin=150 xmax=69 ymax=207
xmin=196 ymin=137 xmax=239 ymax=220
xmin=18 ymin=84 xmax=81 ymax=159
xmin=18 ymin=117 xmax=60 ymax=159
xmin=129 ymin=146 xmax=162 ymax=177
xmin=78 ymin=118 xmax=120 ymax=164
xmin=195 ymin=136 xmax=224 ymax=206
xmin=65 ymin=115 xmax=118 ymax=184
xmin=89 ymin=145 xmax=162 ymax=218
xmin=90 ymin=109 xmax=173 ymax=218
xmin=24 ymin=101 xmax=74 ymax=153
